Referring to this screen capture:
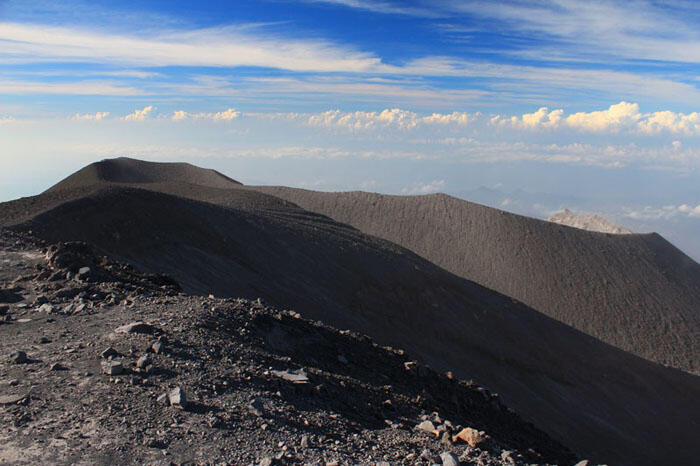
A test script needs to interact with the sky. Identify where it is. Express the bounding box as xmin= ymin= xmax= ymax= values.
xmin=0 ymin=0 xmax=699 ymax=258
